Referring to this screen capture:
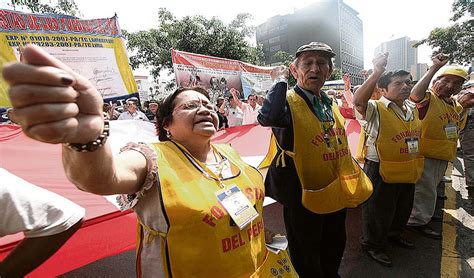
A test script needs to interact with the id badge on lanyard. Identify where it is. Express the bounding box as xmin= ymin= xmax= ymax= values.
xmin=405 ymin=137 xmax=419 ymax=154
xmin=215 ymin=184 xmax=258 ymax=230
xmin=444 ymin=123 xmax=458 ymax=140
